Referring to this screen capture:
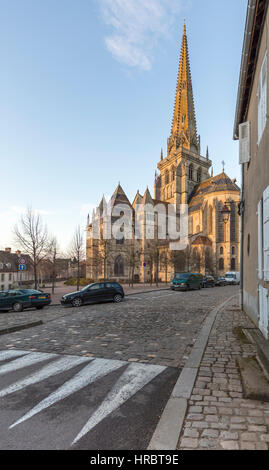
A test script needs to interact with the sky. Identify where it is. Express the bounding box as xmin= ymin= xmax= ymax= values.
xmin=0 ymin=0 xmax=247 ymax=253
